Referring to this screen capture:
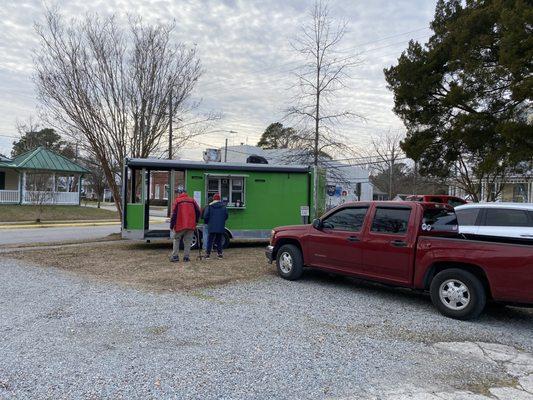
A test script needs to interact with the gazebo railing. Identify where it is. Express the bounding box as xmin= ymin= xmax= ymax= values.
xmin=0 ymin=190 xmax=20 ymax=203
xmin=22 ymin=191 xmax=79 ymax=205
